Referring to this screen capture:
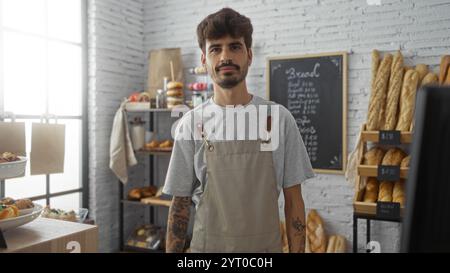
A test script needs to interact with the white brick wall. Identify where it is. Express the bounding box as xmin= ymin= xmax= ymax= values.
xmin=88 ymin=0 xmax=450 ymax=252
xmin=88 ymin=0 xmax=146 ymax=252
xmin=143 ymin=0 xmax=450 ymax=253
